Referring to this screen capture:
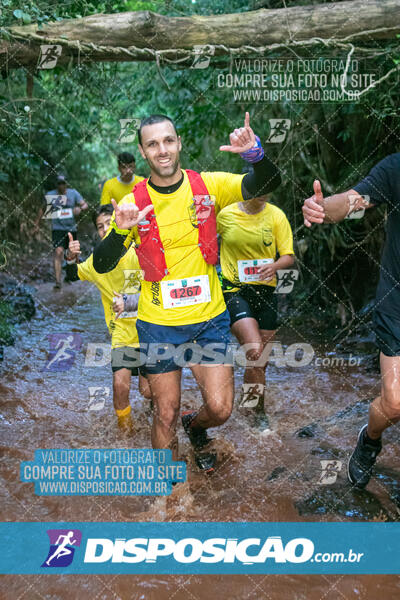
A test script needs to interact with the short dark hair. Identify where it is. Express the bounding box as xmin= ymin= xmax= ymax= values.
xmin=117 ymin=152 xmax=135 ymax=166
xmin=137 ymin=114 xmax=178 ymax=146
xmin=92 ymin=203 xmax=113 ymax=226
